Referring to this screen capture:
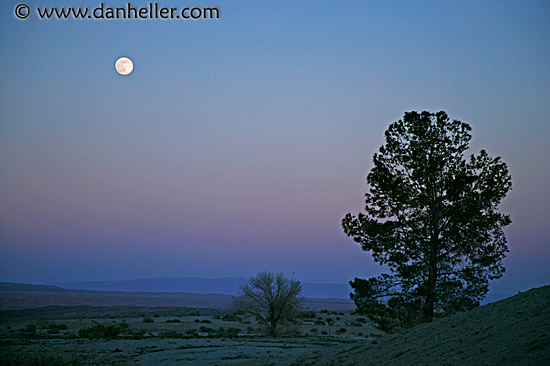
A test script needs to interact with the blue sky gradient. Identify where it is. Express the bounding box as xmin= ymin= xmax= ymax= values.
xmin=1 ymin=0 xmax=549 ymax=296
